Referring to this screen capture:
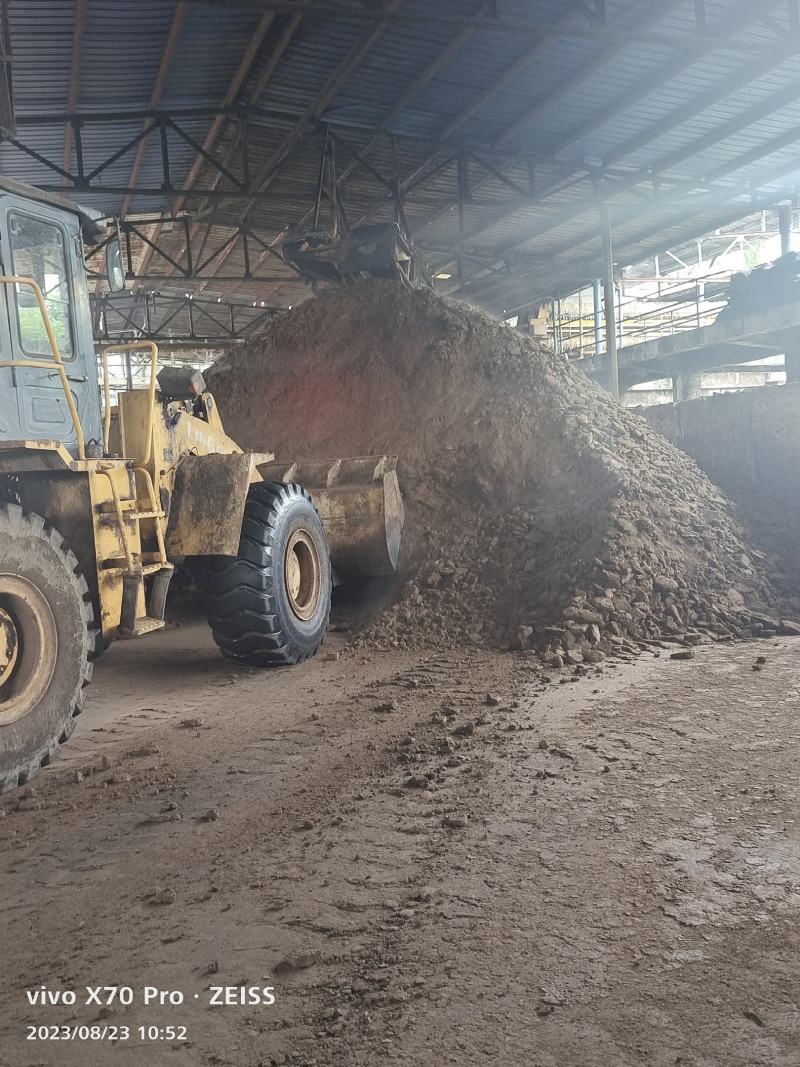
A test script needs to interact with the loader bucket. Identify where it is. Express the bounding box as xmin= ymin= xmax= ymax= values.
xmin=257 ymin=455 xmax=404 ymax=580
